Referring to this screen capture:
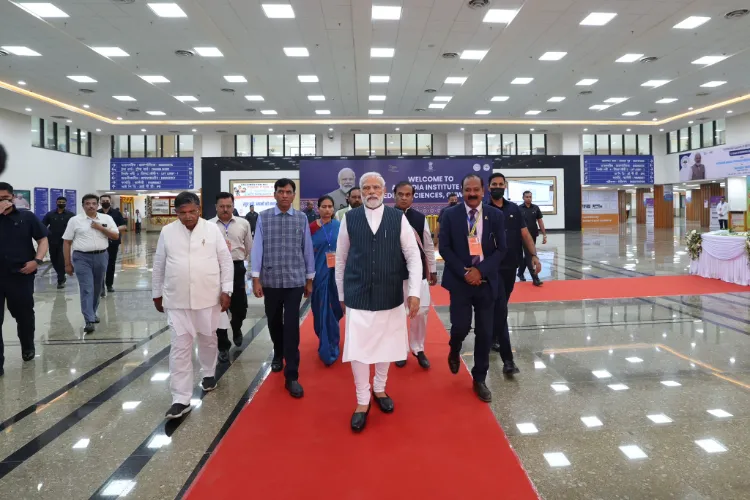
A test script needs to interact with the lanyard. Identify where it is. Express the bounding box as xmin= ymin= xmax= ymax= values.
xmin=219 ymin=219 xmax=231 ymax=237
xmin=467 ymin=208 xmax=481 ymax=236
xmin=320 ymin=221 xmax=333 ymax=249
